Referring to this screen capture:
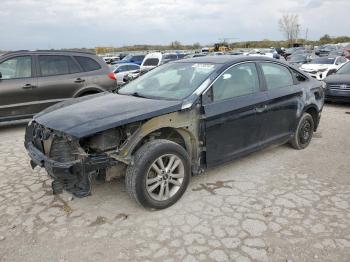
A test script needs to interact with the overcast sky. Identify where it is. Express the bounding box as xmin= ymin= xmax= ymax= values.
xmin=0 ymin=0 xmax=349 ymax=50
